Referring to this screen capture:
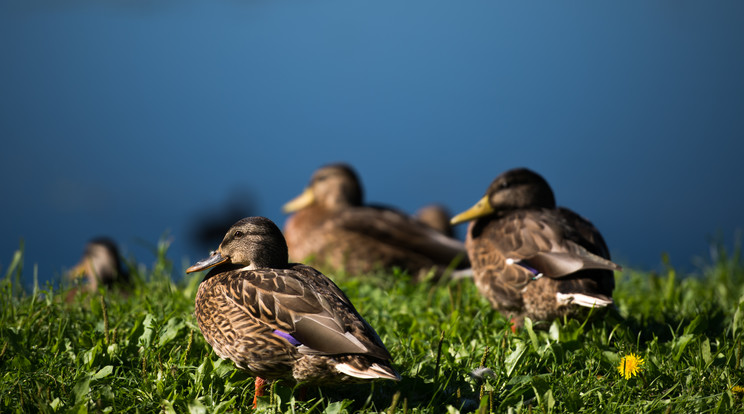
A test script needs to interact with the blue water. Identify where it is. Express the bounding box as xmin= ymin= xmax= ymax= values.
xmin=2 ymin=1 xmax=743 ymax=287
